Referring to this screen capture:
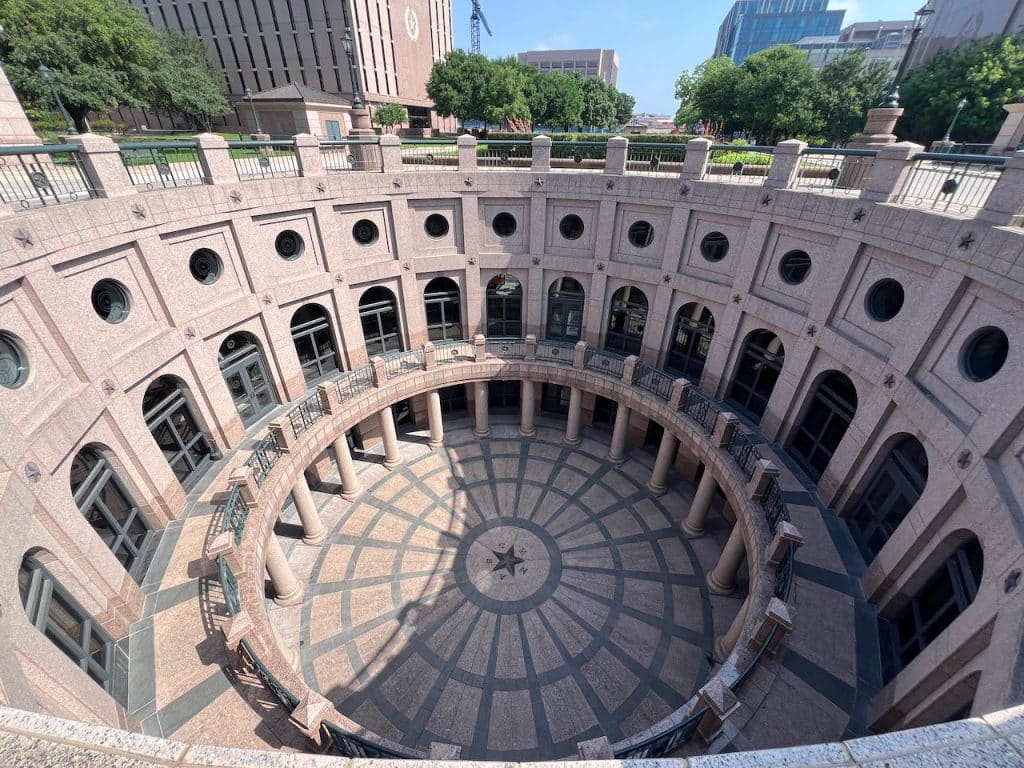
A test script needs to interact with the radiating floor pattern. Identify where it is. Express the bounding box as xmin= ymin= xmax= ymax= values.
xmin=298 ymin=426 xmax=714 ymax=759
